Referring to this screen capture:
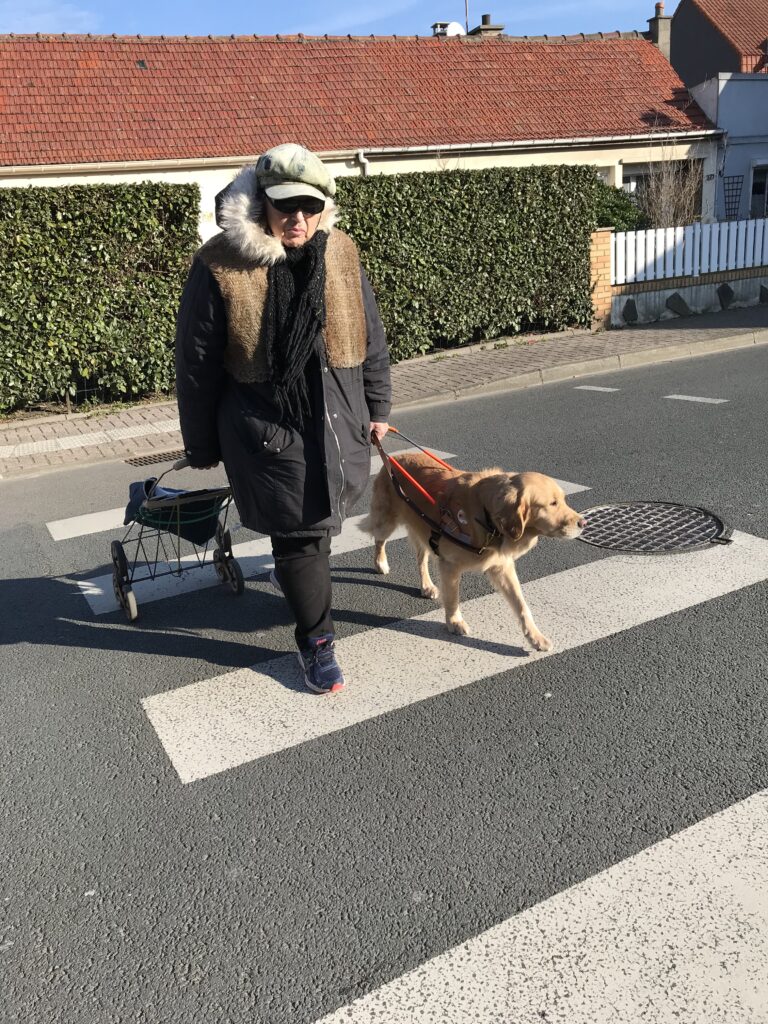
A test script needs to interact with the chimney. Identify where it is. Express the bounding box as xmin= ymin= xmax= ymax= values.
xmin=468 ymin=13 xmax=505 ymax=36
xmin=647 ymin=1 xmax=671 ymax=61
